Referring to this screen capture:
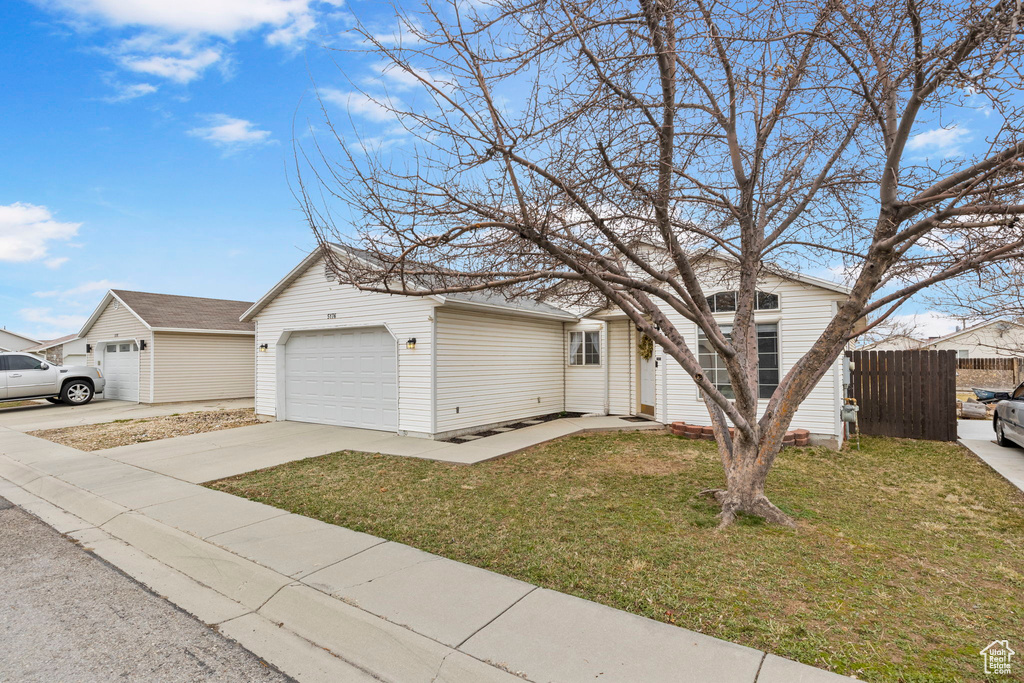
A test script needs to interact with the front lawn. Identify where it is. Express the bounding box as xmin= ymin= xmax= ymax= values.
xmin=31 ymin=409 xmax=261 ymax=450
xmin=209 ymin=431 xmax=1024 ymax=681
